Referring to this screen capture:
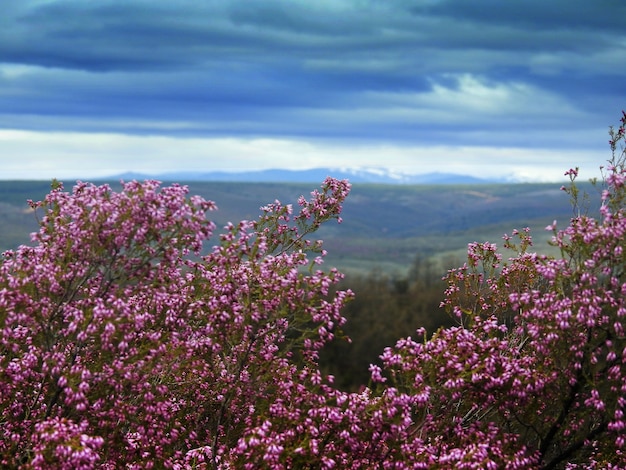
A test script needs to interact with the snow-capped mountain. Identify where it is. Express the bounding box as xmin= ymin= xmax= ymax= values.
xmin=110 ymin=168 xmax=509 ymax=184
